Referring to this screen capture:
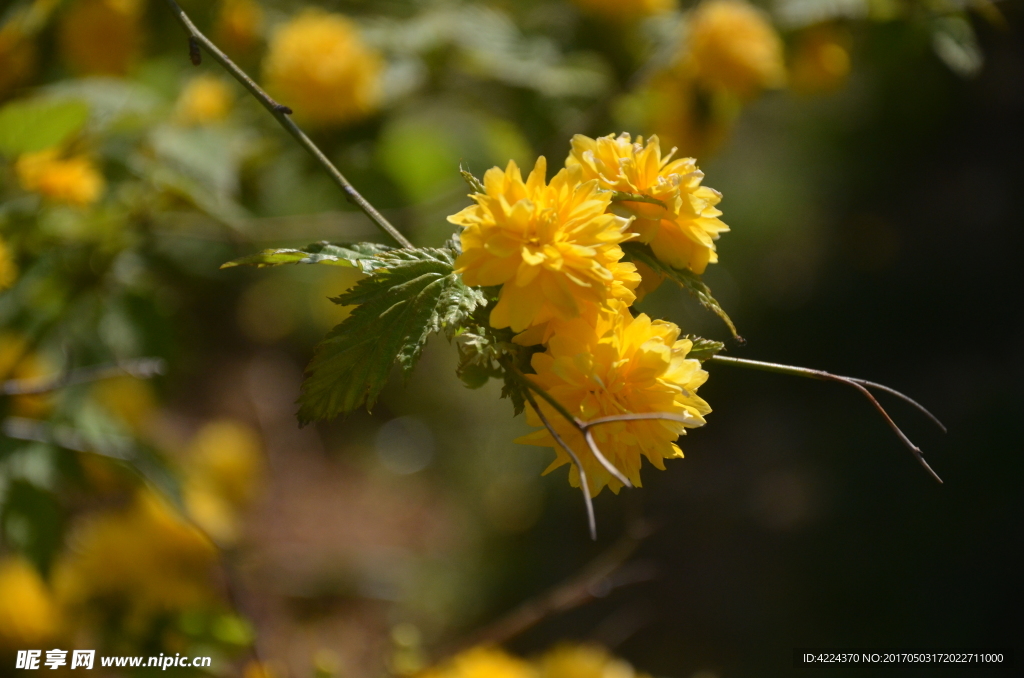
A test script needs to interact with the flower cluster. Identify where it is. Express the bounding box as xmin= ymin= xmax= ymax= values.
xmin=451 ymin=134 xmax=721 ymax=496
